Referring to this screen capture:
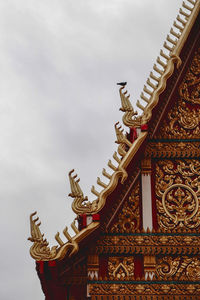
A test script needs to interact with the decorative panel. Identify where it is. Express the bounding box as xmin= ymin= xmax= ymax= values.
xmin=109 ymin=182 xmax=141 ymax=233
xmin=155 ymin=159 xmax=200 ymax=231
xmin=108 ymin=257 xmax=134 ymax=280
xmin=89 ymin=283 xmax=200 ymax=298
xmin=155 ymin=47 xmax=200 ymax=140
xmin=156 ymin=256 xmax=200 ymax=281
